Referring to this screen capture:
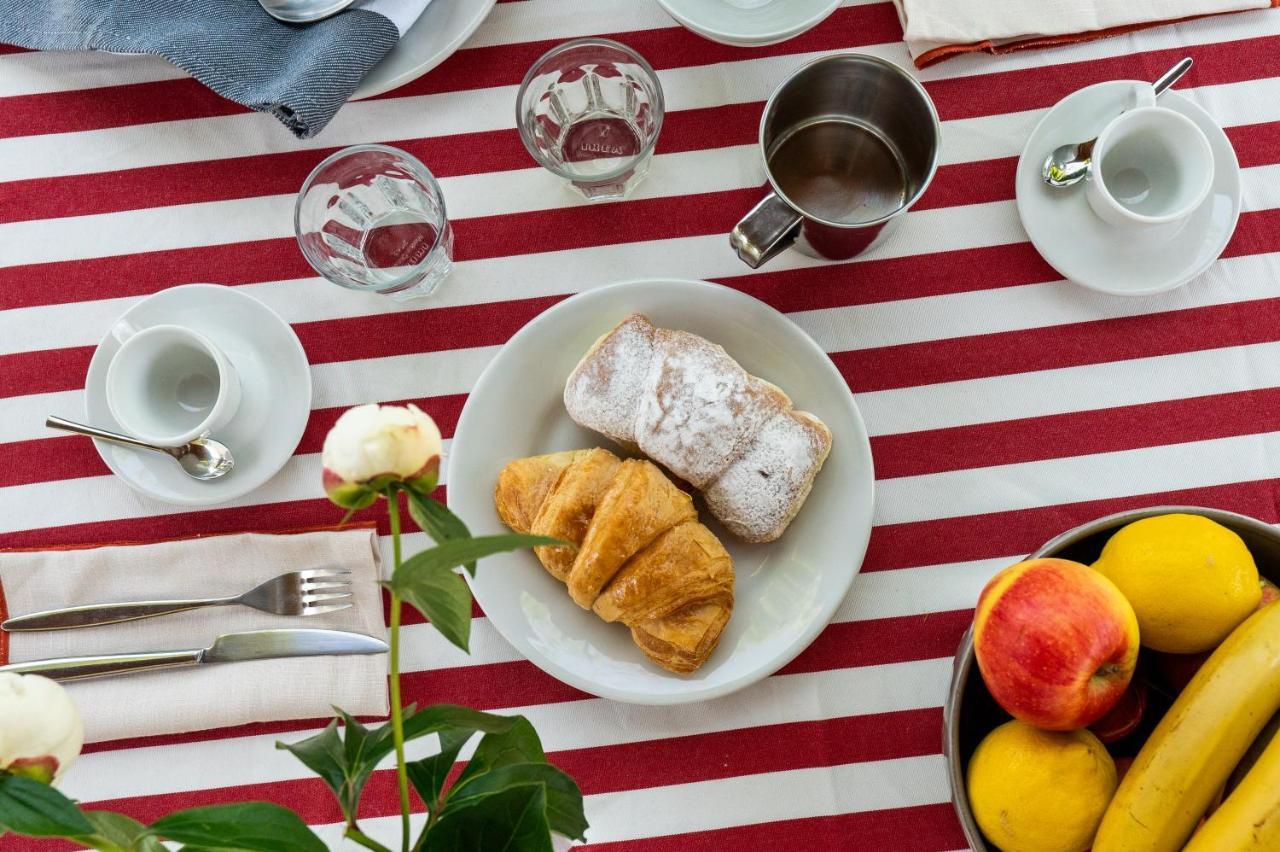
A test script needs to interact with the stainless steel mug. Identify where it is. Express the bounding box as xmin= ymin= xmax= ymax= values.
xmin=731 ymin=54 xmax=942 ymax=268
